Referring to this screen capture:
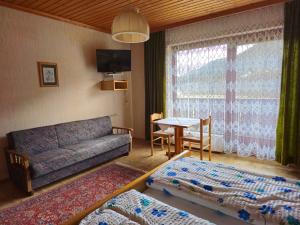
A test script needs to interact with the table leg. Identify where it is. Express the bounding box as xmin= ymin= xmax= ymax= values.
xmin=175 ymin=127 xmax=183 ymax=154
